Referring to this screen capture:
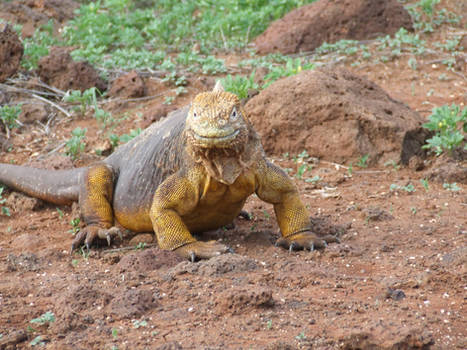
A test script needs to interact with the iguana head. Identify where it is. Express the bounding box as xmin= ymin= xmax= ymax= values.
xmin=185 ymin=85 xmax=258 ymax=184
xmin=185 ymin=90 xmax=249 ymax=150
